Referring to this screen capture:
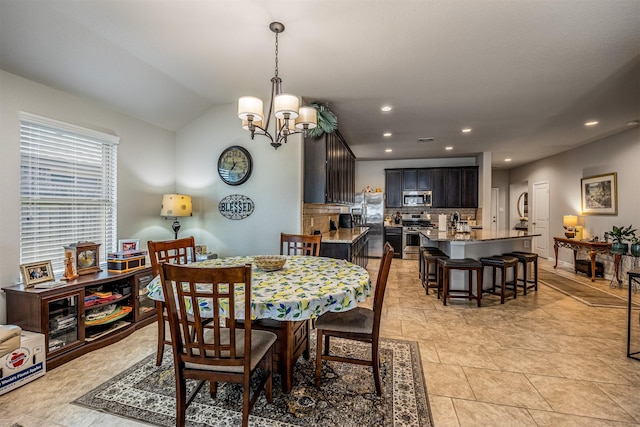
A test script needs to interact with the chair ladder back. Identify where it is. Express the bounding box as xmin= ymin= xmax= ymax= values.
xmin=373 ymin=242 xmax=394 ymax=328
xmin=148 ymin=236 xmax=196 ymax=276
xmin=280 ymin=233 xmax=322 ymax=256
xmin=159 ymin=262 xmax=252 ymax=369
